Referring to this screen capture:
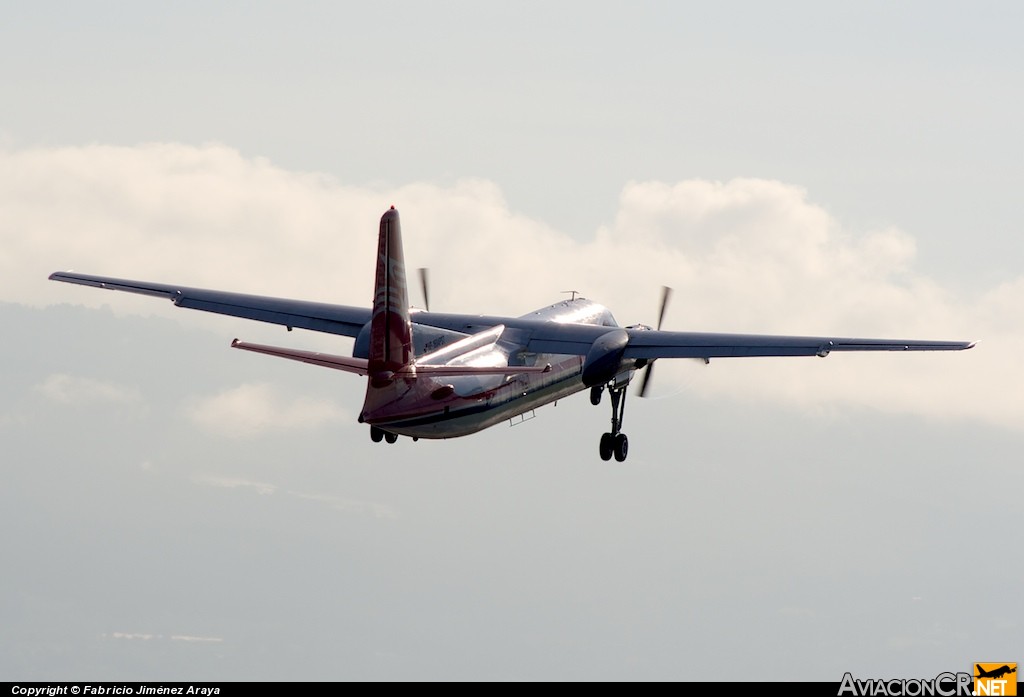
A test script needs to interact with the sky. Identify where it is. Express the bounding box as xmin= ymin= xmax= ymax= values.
xmin=1 ymin=1 xmax=1022 ymax=682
